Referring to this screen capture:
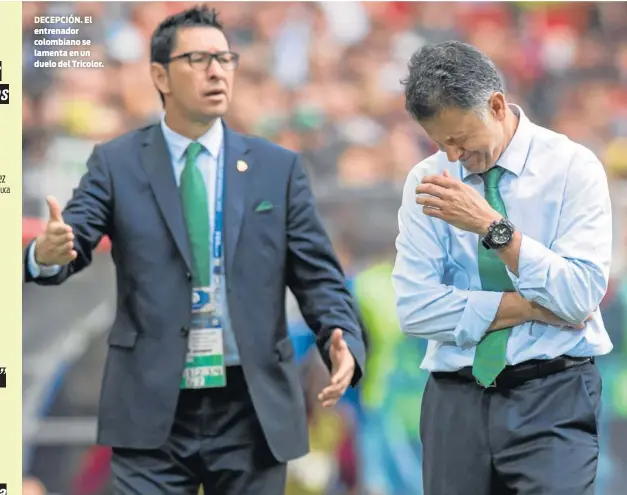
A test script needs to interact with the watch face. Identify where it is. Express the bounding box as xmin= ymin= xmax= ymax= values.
xmin=491 ymin=224 xmax=512 ymax=244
